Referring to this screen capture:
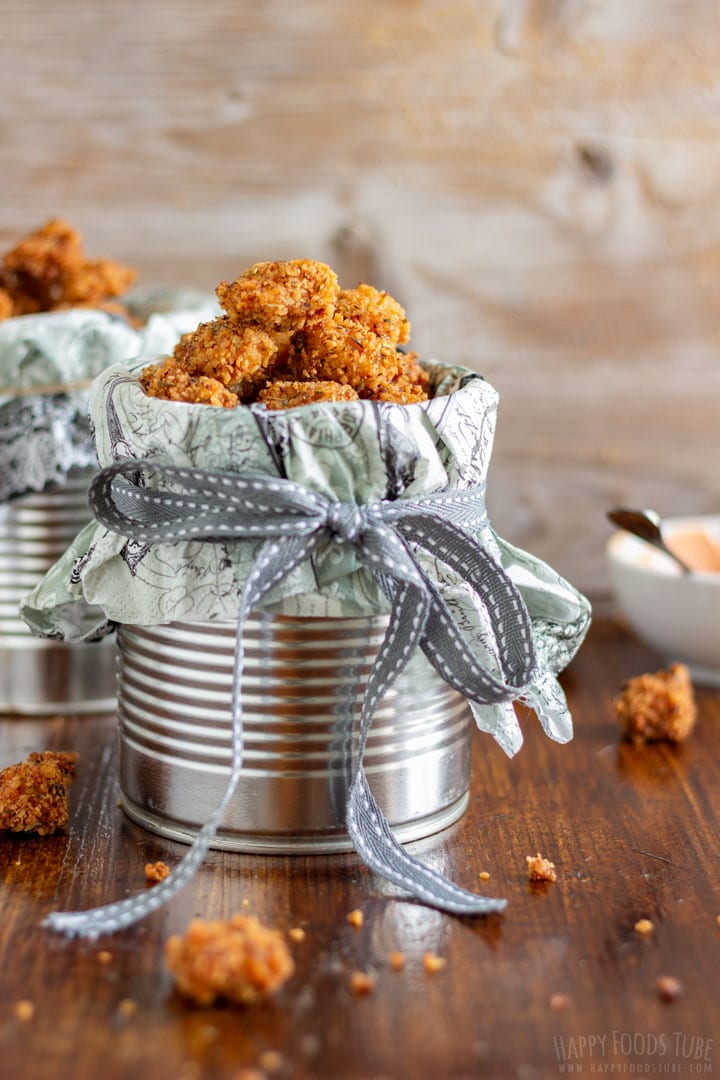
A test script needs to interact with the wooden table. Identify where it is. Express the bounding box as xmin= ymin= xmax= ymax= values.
xmin=1 ymin=619 xmax=719 ymax=1080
